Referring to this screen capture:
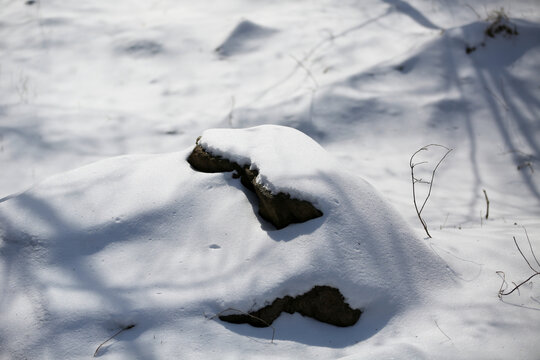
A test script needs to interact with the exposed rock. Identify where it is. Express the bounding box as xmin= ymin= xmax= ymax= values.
xmin=485 ymin=16 xmax=518 ymax=38
xmin=219 ymin=285 xmax=362 ymax=327
xmin=187 ymin=143 xmax=237 ymax=173
xmin=187 ymin=144 xmax=323 ymax=229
